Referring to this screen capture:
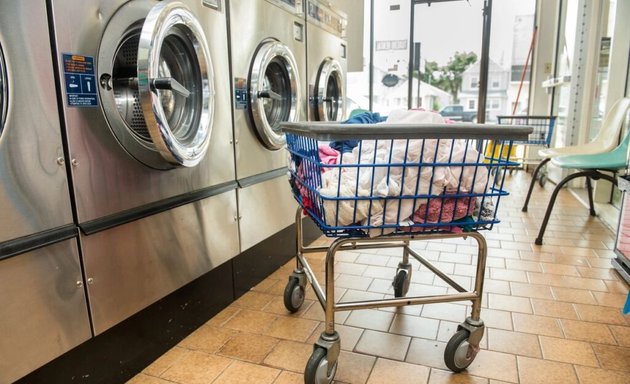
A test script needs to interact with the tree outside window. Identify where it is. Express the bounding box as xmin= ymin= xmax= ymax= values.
xmin=421 ymin=51 xmax=478 ymax=103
